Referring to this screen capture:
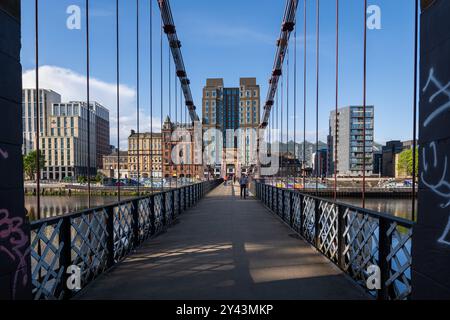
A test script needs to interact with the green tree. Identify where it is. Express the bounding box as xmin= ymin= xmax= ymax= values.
xmin=23 ymin=150 xmax=45 ymax=181
xmin=397 ymin=147 xmax=419 ymax=177
xmin=94 ymin=173 xmax=104 ymax=184
xmin=77 ymin=175 xmax=87 ymax=184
